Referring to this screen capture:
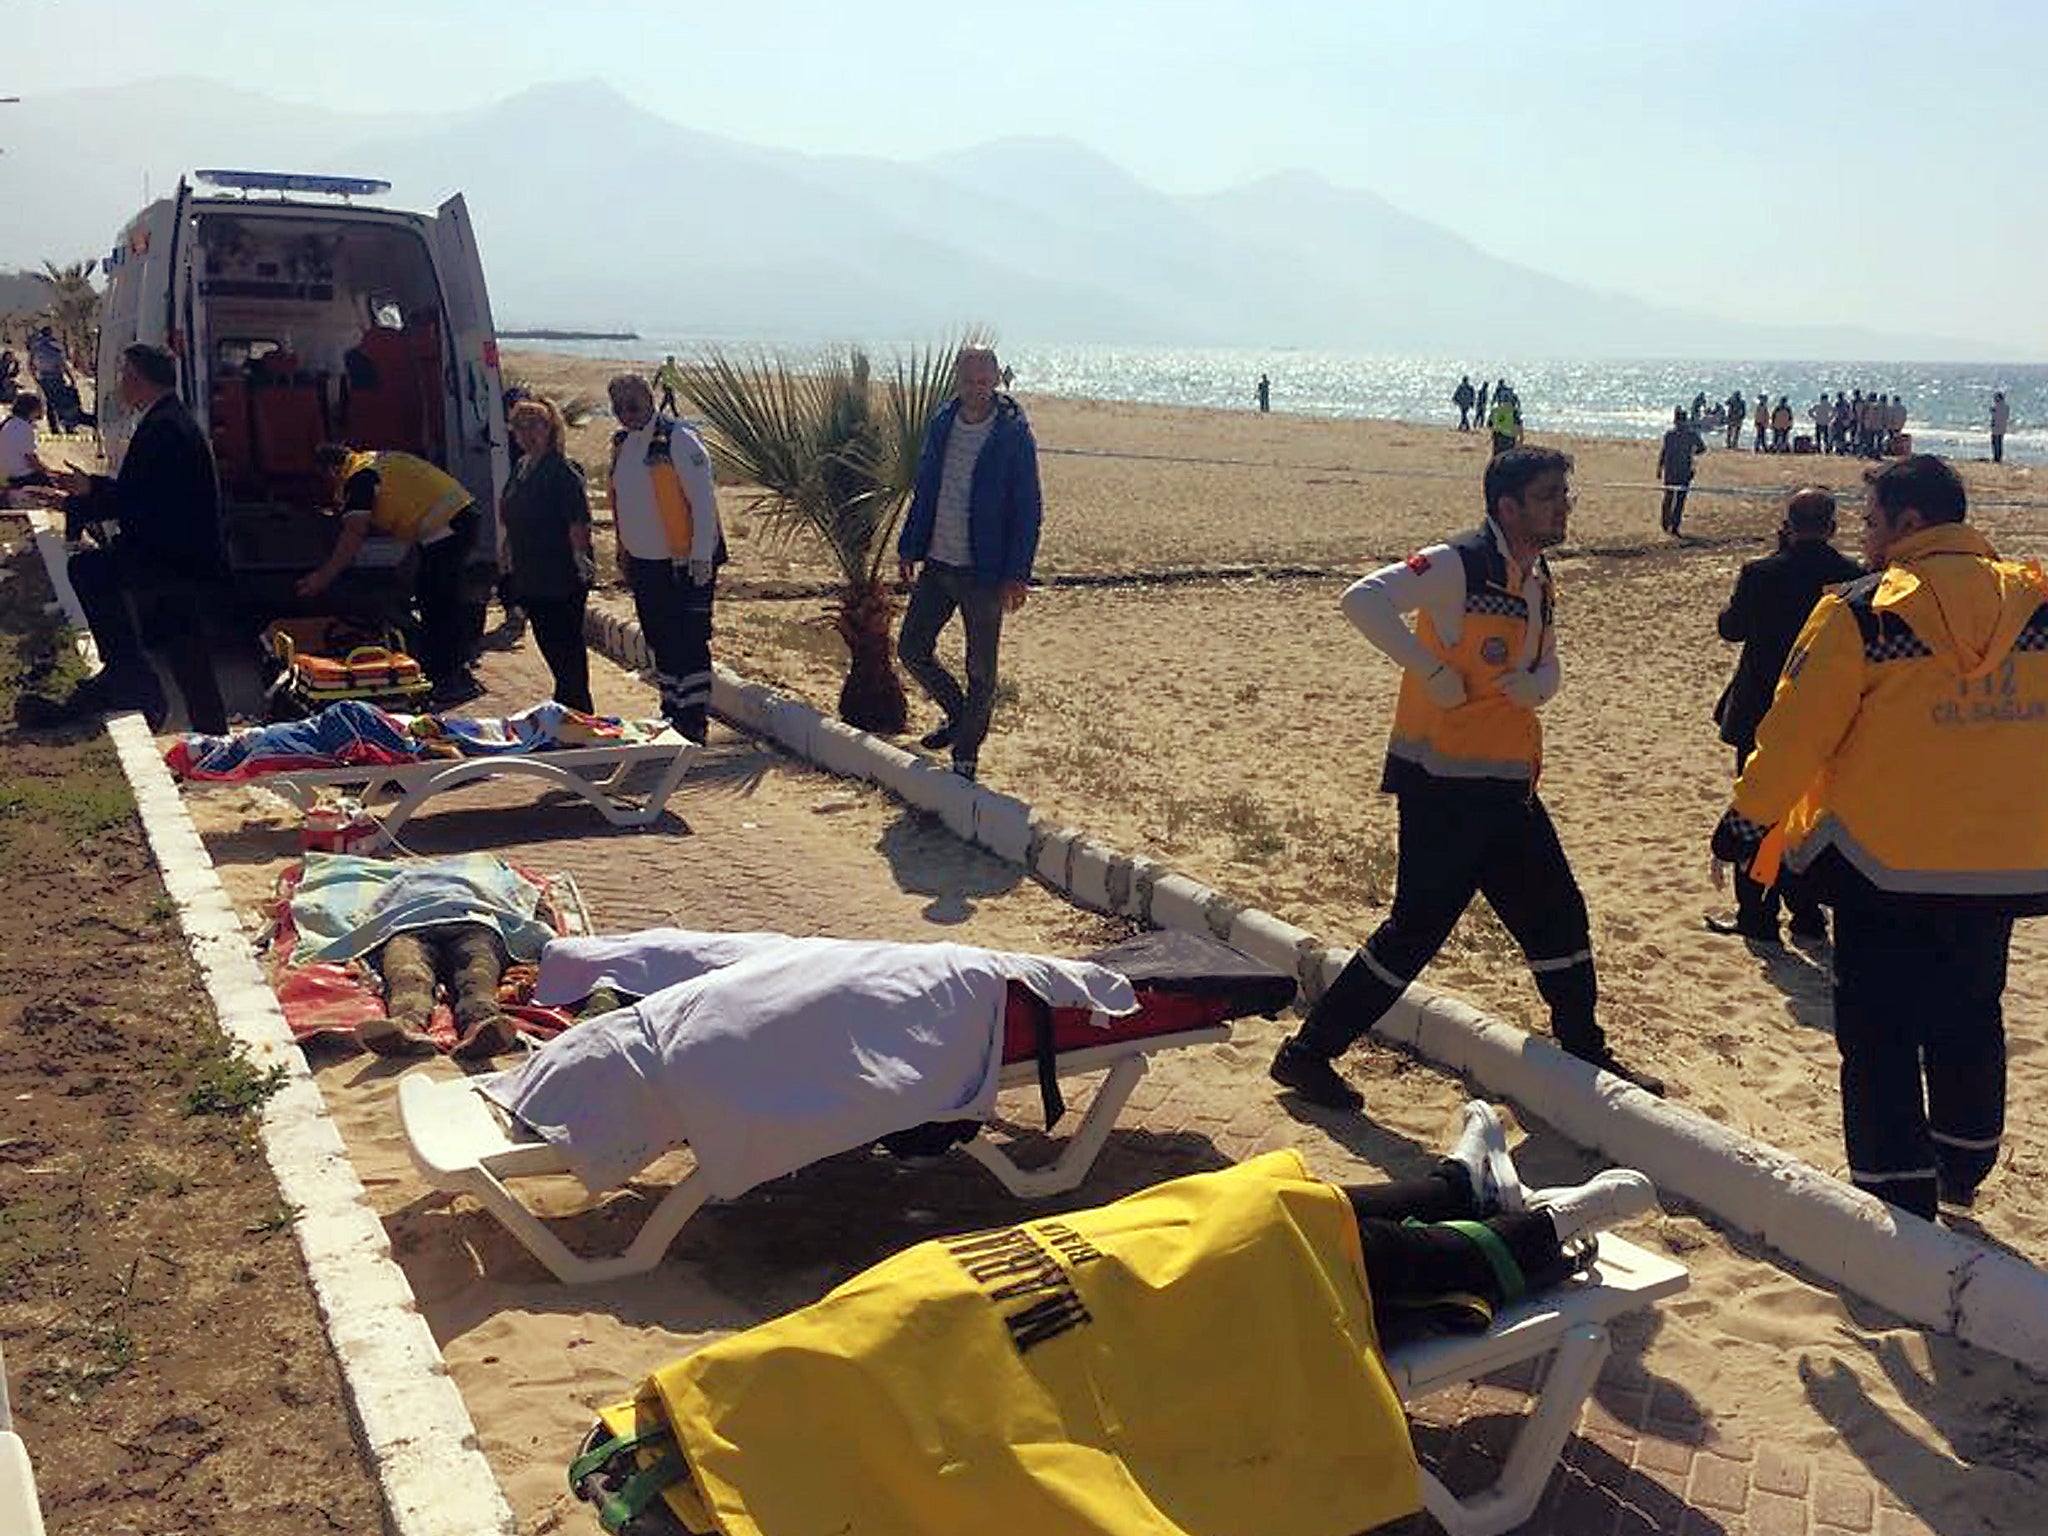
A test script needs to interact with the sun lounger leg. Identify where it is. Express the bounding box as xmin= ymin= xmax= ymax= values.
xmin=962 ymin=1055 xmax=1147 ymax=1199
xmin=1417 ymin=1320 xmax=1611 ymax=1536
xmin=451 ymin=1162 xmax=710 ymax=1285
